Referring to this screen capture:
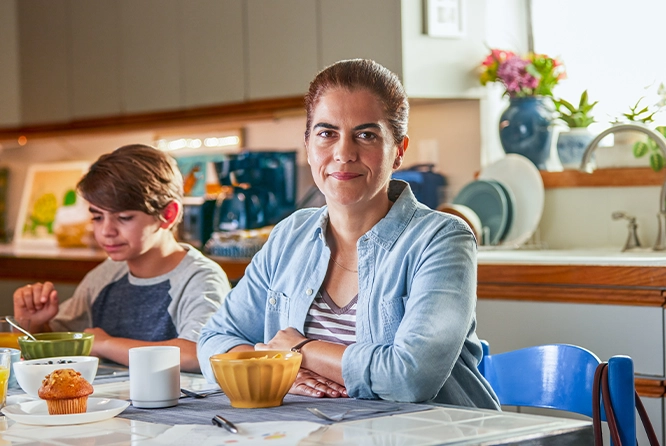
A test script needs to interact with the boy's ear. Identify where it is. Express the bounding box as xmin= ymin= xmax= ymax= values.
xmin=160 ymin=201 xmax=181 ymax=229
